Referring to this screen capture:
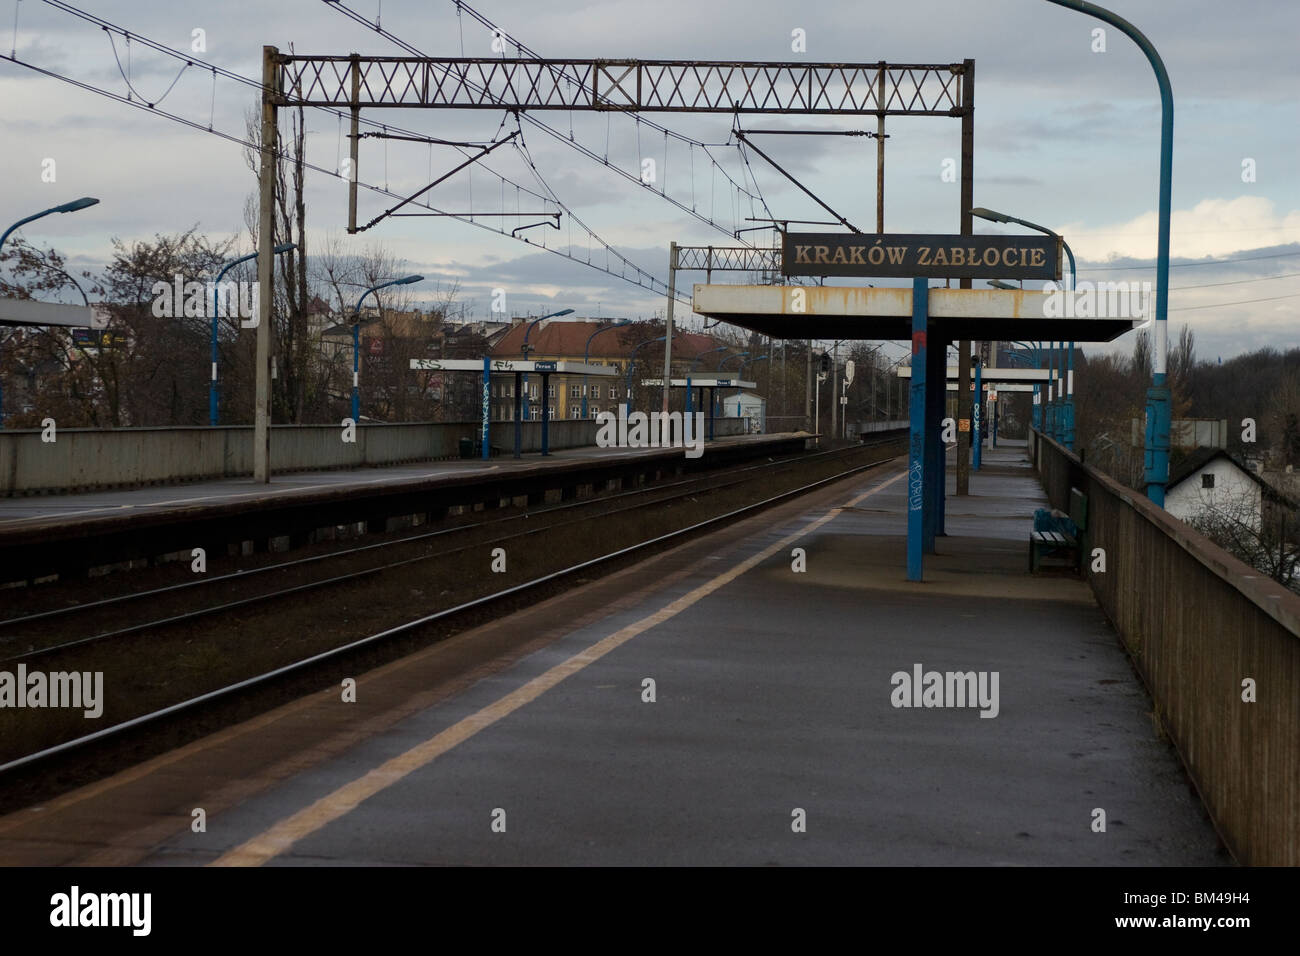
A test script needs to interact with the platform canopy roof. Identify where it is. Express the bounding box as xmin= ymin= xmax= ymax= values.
xmin=896 ymin=366 xmax=1050 ymax=382
xmin=640 ymin=378 xmax=757 ymax=389
xmin=928 ymin=381 xmax=1037 ymax=392
xmin=411 ymin=358 xmax=616 ymax=375
xmin=692 ymin=285 xmax=1143 ymax=342
xmin=0 ymin=298 xmax=110 ymax=329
